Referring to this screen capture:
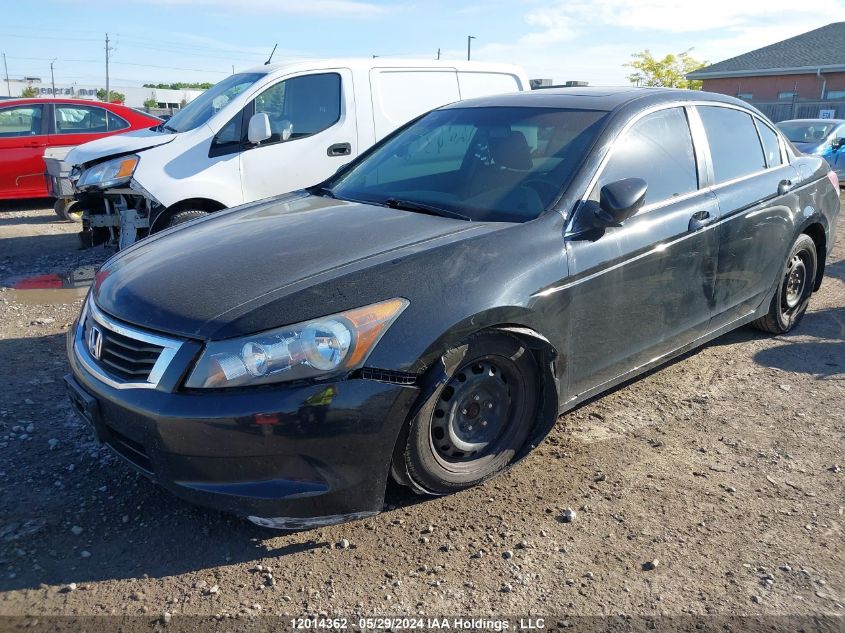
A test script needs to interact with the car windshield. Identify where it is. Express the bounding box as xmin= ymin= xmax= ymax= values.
xmin=164 ymin=72 xmax=264 ymax=133
xmin=777 ymin=121 xmax=838 ymax=143
xmin=329 ymin=106 xmax=609 ymax=223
